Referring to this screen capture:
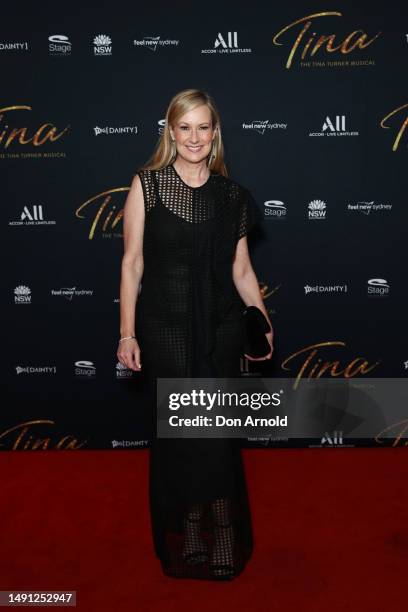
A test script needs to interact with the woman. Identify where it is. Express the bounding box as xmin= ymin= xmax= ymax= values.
xmin=117 ymin=88 xmax=273 ymax=580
